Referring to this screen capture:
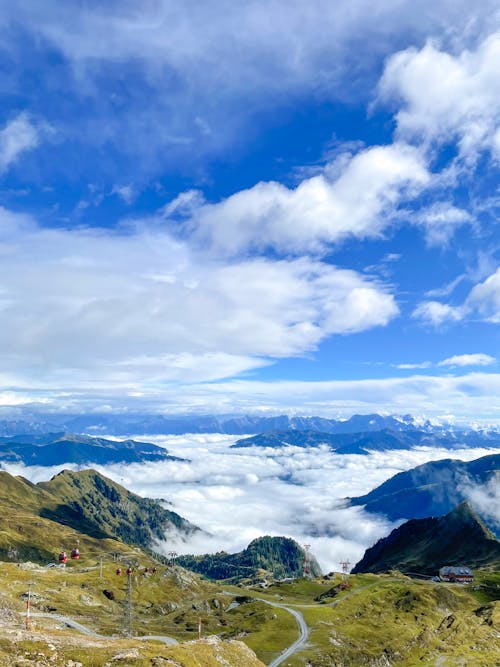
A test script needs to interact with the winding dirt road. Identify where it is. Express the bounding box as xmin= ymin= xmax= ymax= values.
xmin=26 ymin=612 xmax=179 ymax=645
xmin=255 ymin=598 xmax=309 ymax=667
